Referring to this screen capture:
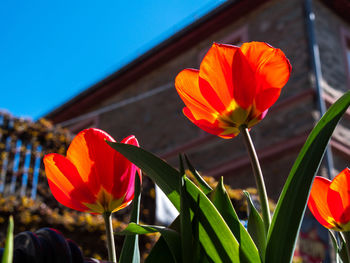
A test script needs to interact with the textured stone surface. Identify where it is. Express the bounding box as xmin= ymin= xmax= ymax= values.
xmin=64 ymin=0 xmax=350 ymax=202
